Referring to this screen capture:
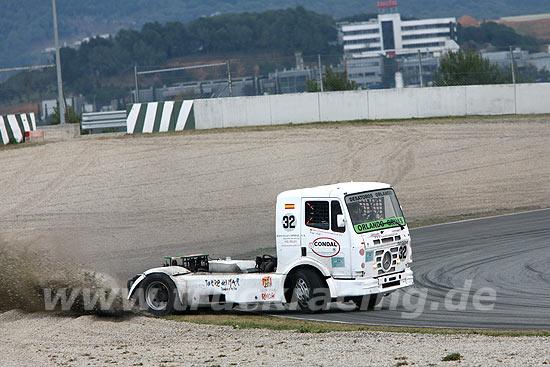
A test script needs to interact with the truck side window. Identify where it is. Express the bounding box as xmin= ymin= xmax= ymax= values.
xmin=305 ymin=201 xmax=329 ymax=230
xmin=331 ymin=200 xmax=345 ymax=233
